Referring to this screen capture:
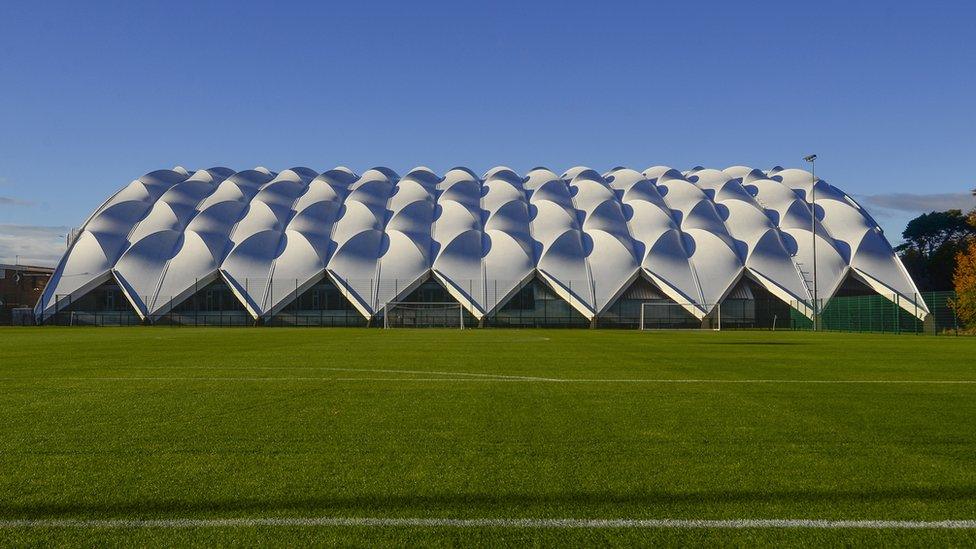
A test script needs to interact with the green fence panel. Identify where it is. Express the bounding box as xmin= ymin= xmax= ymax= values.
xmin=788 ymin=290 xmax=963 ymax=335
